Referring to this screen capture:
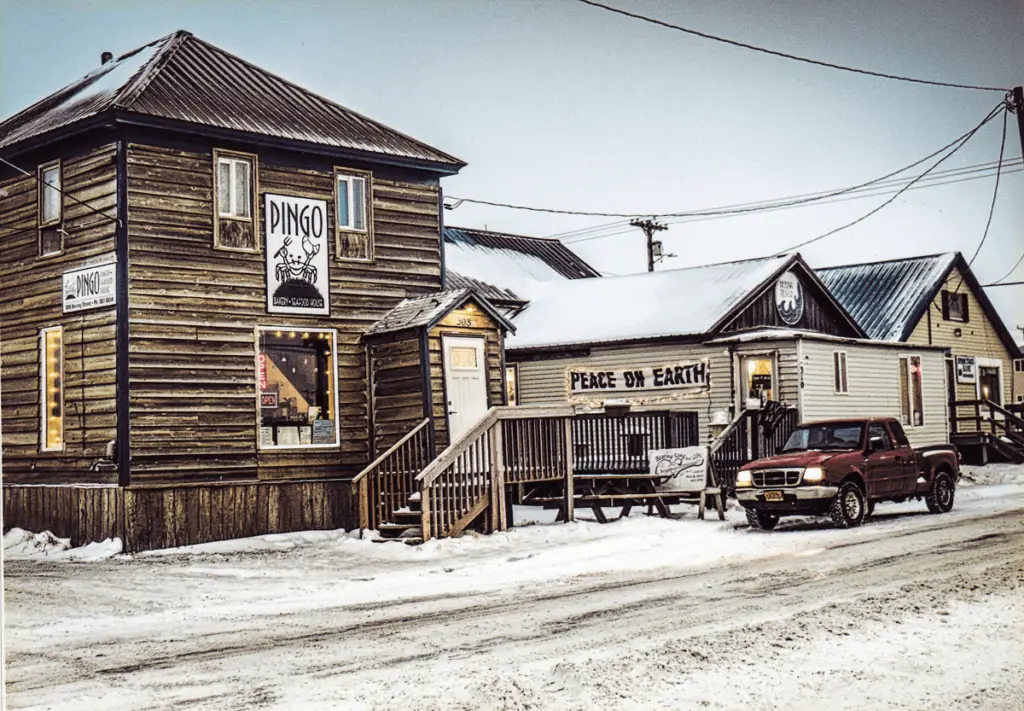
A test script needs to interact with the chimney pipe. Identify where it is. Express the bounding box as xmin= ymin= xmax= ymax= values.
xmin=101 ymin=51 xmax=114 ymax=64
